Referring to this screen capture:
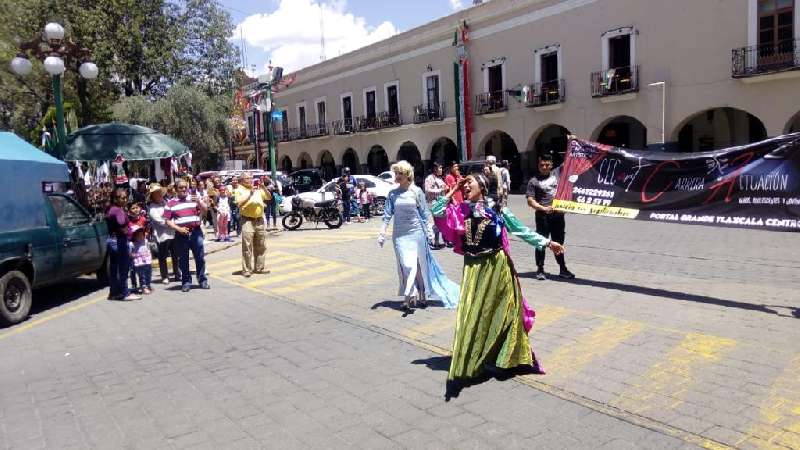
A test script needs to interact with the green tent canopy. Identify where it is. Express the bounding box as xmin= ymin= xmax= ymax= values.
xmin=64 ymin=123 xmax=189 ymax=161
